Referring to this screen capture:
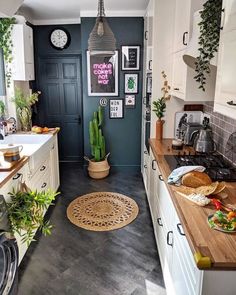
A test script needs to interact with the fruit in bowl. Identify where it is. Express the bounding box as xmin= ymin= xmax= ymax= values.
xmin=42 ymin=127 xmax=49 ymax=133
